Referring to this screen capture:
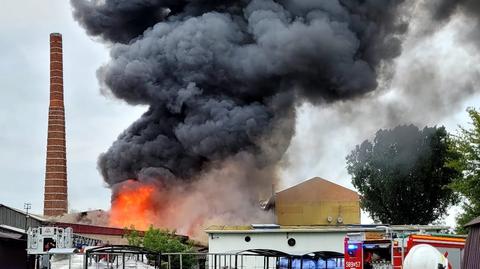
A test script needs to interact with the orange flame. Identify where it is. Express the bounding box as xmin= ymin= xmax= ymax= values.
xmin=108 ymin=180 xmax=209 ymax=240
xmin=109 ymin=180 xmax=156 ymax=230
